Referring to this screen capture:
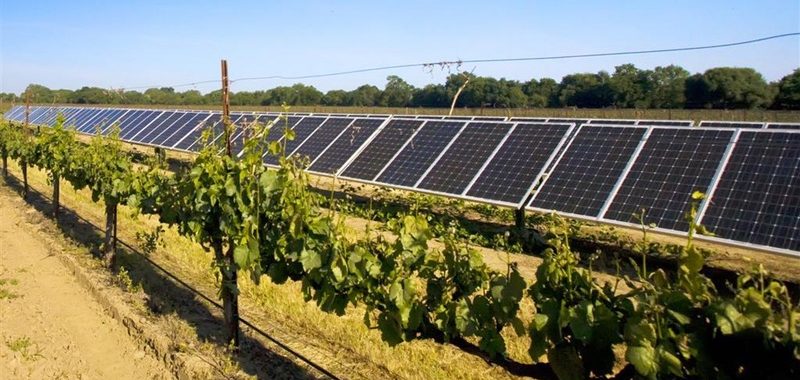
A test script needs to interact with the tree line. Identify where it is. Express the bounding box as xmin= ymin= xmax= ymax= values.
xmin=3 ymin=64 xmax=799 ymax=110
